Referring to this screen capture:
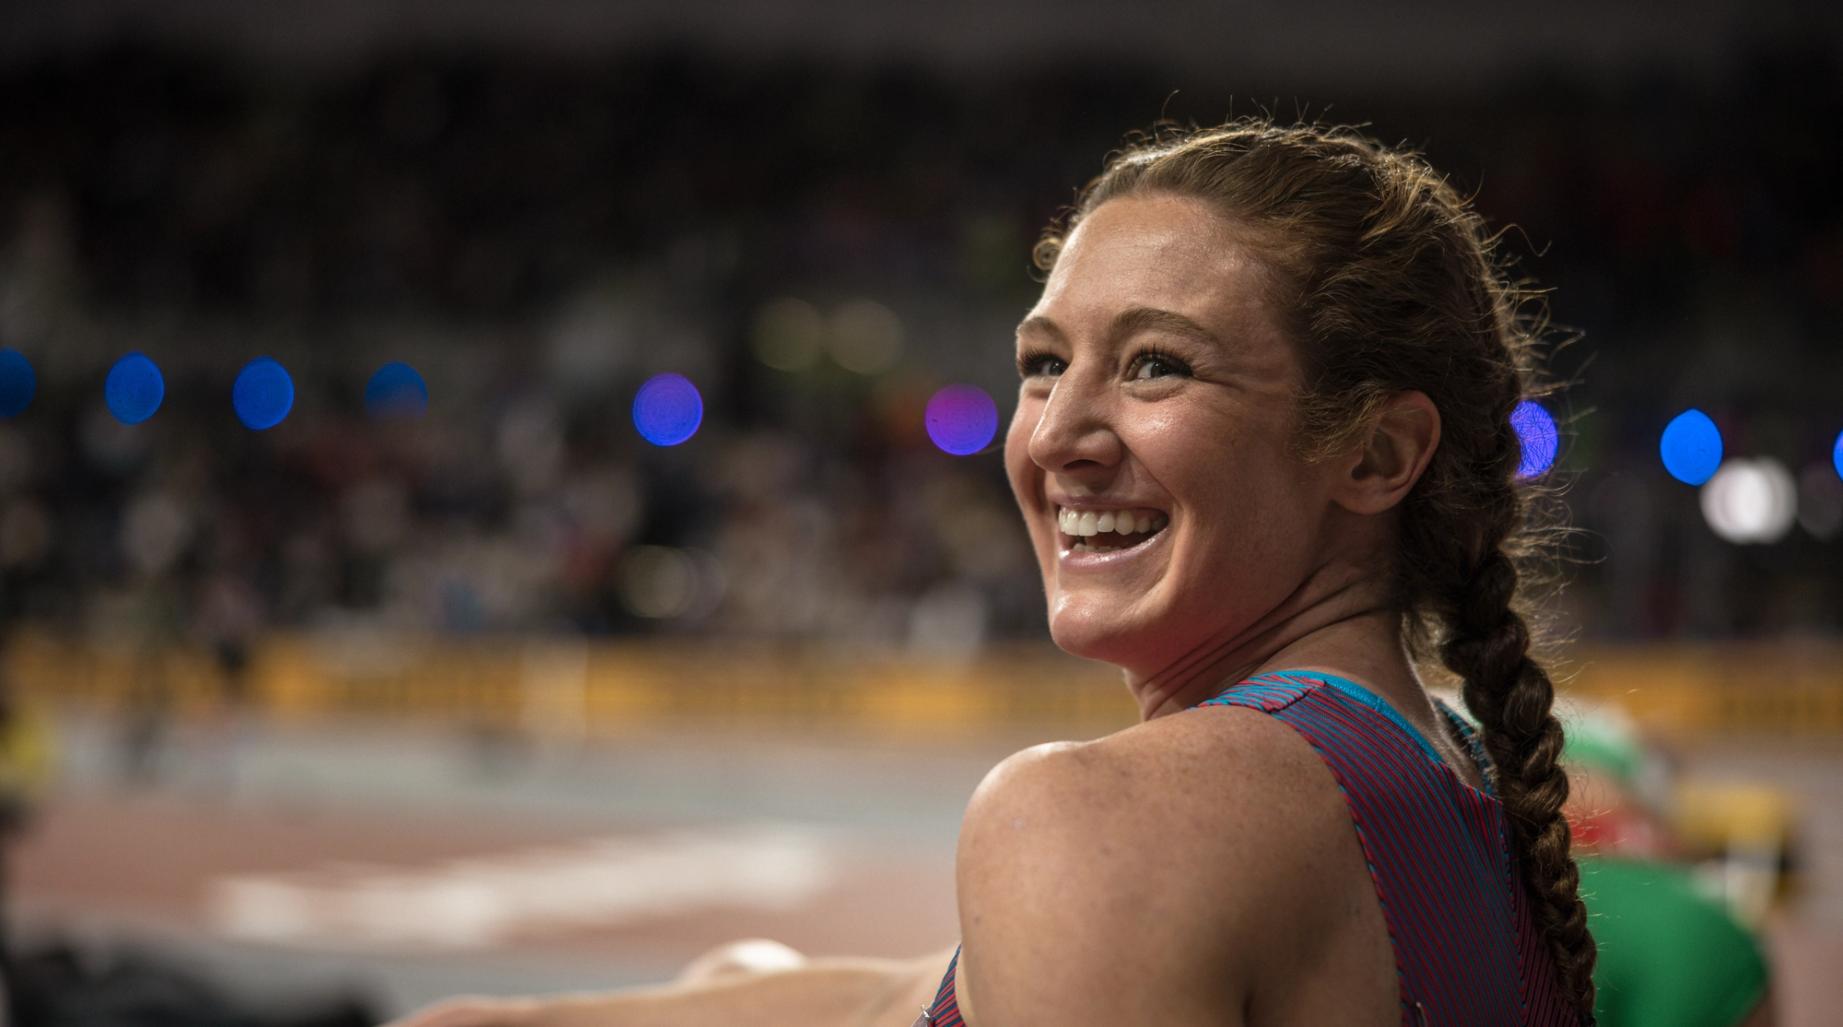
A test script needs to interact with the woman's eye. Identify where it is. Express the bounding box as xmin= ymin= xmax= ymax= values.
xmin=1129 ymin=351 xmax=1190 ymax=380
xmin=1018 ymin=352 xmax=1066 ymax=378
